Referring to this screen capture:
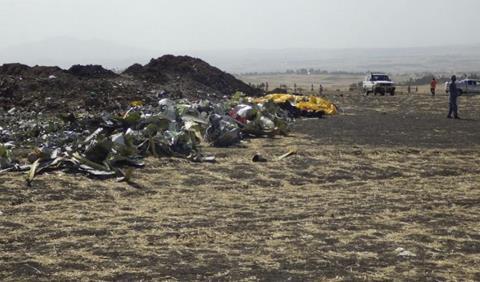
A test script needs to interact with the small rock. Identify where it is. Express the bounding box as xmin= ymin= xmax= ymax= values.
xmin=398 ymin=250 xmax=416 ymax=257
xmin=395 ymin=247 xmax=416 ymax=257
